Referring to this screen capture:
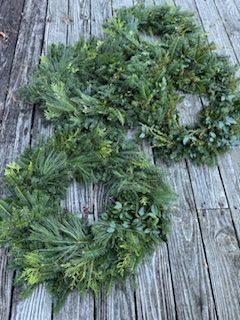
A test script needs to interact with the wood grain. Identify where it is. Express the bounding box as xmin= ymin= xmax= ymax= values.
xmin=157 ymin=160 xmax=217 ymax=320
xmin=68 ymin=0 xmax=91 ymax=44
xmin=91 ymin=0 xmax=112 ymax=37
xmin=154 ymin=0 xmax=174 ymax=5
xmin=211 ymin=0 xmax=240 ymax=61
xmin=135 ymin=249 xmax=177 ymax=320
xmin=218 ymin=150 xmax=240 ymax=239
xmin=172 ymin=0 xmax=229 ymax=211
xmin=133 ymin=144 xmax=177 ymax=320
xmin=10 ymin=285 xmax=52 ymax=320
xmin=0 ymin=248 xmax=13 ymax=320
xmin=198 ymin=208 xmax=240 ymax=319
xmin=0 ymin=0 xmax=25 ymax=120
xmin=210 ymin=0 xmax=240 ymax=239
xmin=0 ymin=0 xmax=48 ymax=319
xmin=192 ymin=0 xmax=240 ymax=235
xmin=96 ymin=281 xmax=136 ymax=320
xmin=175 ymin=1 xmax=240 ymax=318
xmin=54 ymin=290 xmax=94 ymax=320
xmin=43 ymin=0 xmax=68 ymax=51
xmin=152 ymin=1 xmax=220 ymax=318
xmin=193 ymin=0 xmax=237 ymax=64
